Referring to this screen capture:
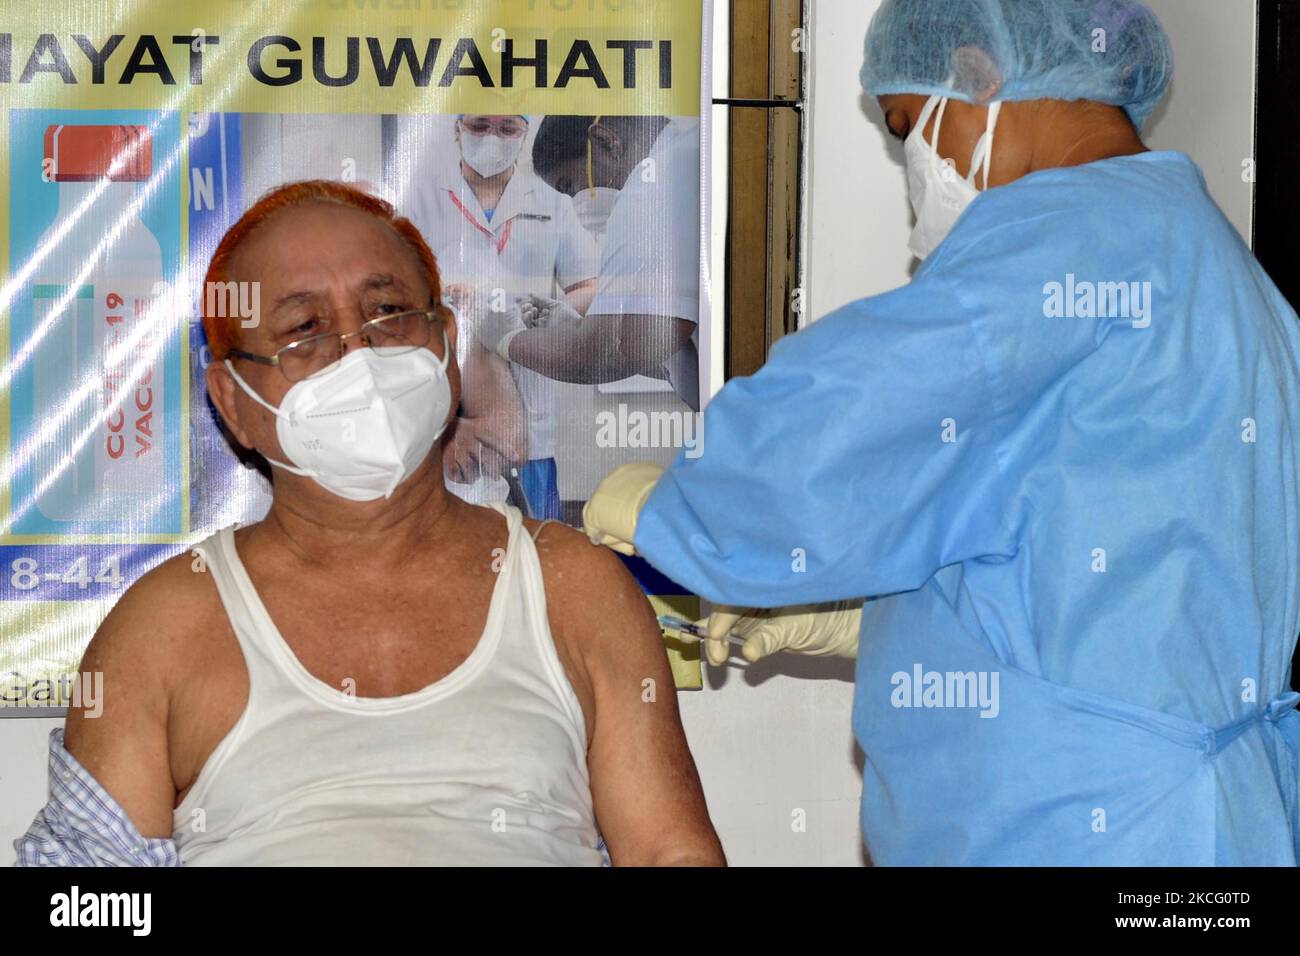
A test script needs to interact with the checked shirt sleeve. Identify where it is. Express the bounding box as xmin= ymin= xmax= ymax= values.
xmin=13 ymin=728 xmax=179 ymax=867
